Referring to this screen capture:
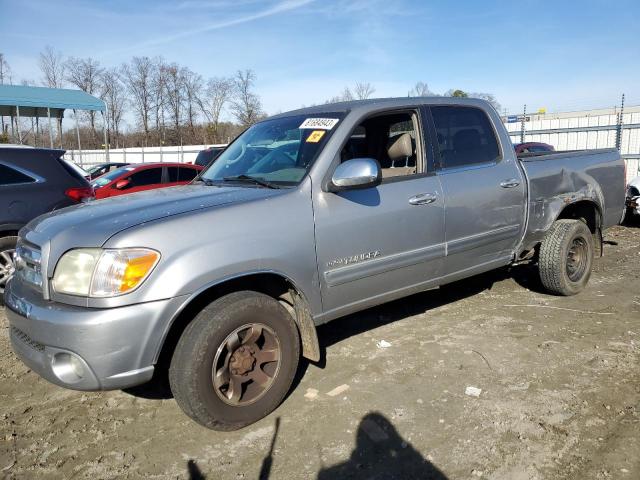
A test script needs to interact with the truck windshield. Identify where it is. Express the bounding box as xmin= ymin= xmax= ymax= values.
xmin=200 ymin=113 xmax=343 ymax=187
